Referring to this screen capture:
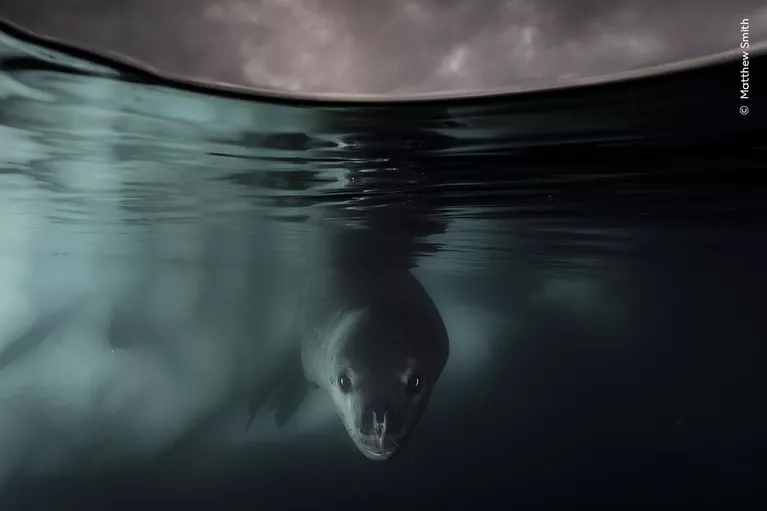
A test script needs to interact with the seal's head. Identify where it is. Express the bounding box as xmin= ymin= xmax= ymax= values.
xmin=325 ymin=307 xmax=449 ymax=461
